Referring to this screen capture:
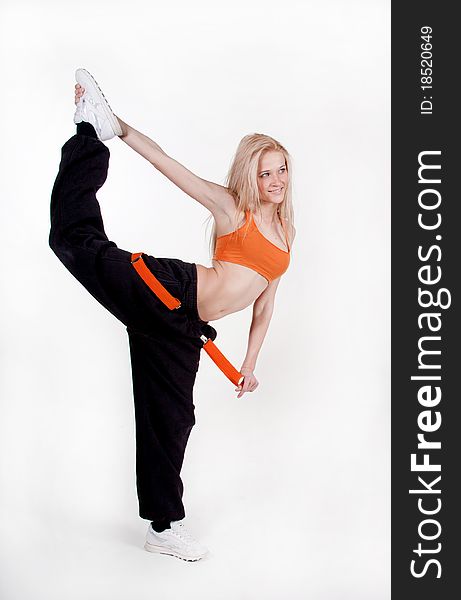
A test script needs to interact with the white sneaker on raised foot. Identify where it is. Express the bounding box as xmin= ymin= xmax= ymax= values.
xmin=73 ymin=68 xmax=122 ymax=141
xmin=144 ymin=520 xmax=209 ymax=562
